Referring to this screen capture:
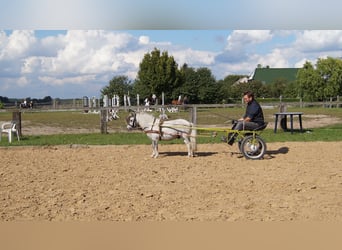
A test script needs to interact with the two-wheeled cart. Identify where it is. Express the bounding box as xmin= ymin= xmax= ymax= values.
xmin=196 ymin=123 xmax=268 ymax=160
